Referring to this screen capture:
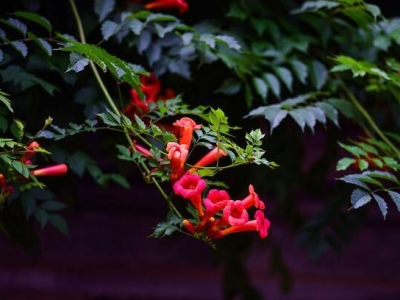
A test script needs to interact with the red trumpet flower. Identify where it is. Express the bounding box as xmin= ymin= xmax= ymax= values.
xmin=145 ymin=0 xmax=188 ymax=14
